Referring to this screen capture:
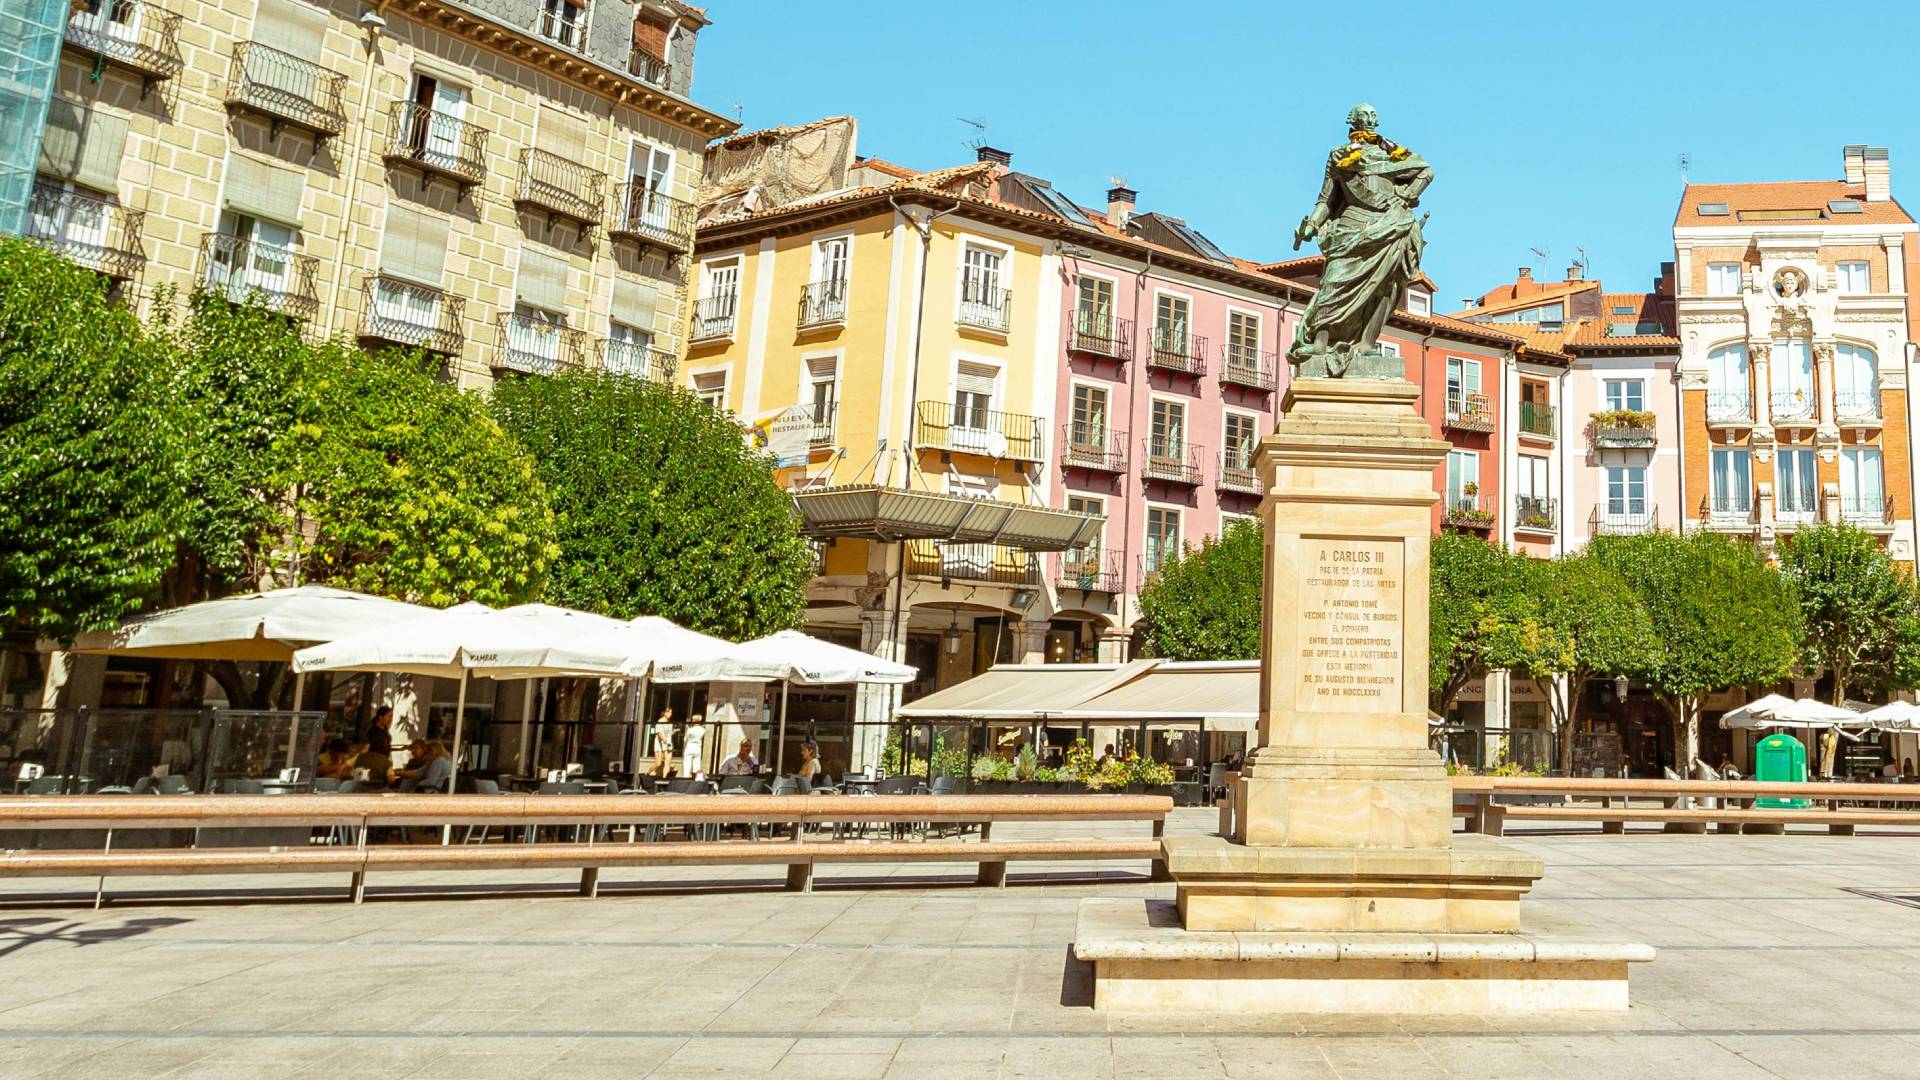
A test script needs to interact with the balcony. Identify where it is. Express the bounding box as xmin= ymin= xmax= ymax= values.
xmin=1834 ymin=390 xmax=1883 ymax=428
xmin=806 ymin=402 xmax=837 ymax=446
xmin=1141 ymin=439 xmax=1203 ymax=486
xmin=1218 ymin=449 xmax=1261 ymax=495
xmin=1060 ymin=423 xmax=1127 ymax=473
xmin=536 ymin=5 xmax=584 ymax=50
xmin=515 ymin=148 xmax=606 ymax=231
xmin=690 ymin=293 xmax=738 ymax=342
xmin=601 ymin=336 xmax=675 ymax=381
xmin=1056 ymin=548 xmax=1123 ymax=594
xmin=1700 ymin=496 xmax=1757 ymax=531
xmin=1706 ymin=390 xmax=1753 ymax=427
xmin=1518 ymin=401 xmax=1555 ymax=439
xmin=63 ymin=0 xmax=182 ymax=92
xmin=1838 ymin=494 xmax=1896 ymax=532
xmin=1148 ymin=327 xmax=1208 ymax=376
xmin=1441 ymin=492 xmax=1495 ymax=531
xmin=359 ymin=274 xmax=464 ymax=356
xmin=1592 ymin=507 xmax=1658 ymax=536
xmin=1514 ymin=495 xmax=1557 ymax=533
xmin=796 ymin=279 xmax=848 ymax=330
xmin=1070 ymin=311 xmax=1131 ymax=360
xmin=224 ymin=41 xmax=347 ymax=146
xmin=627 ymin=47 xmax=671 ymax=90
xmin=914 ymin=401 xmax=1045 ymax=463
xmin=1444 ymin=393 xmax=1496 ymax=434
xmin=493 ymin=312 xmax=589 ymax=376
xmin=1770 ymin=388 xmax=1816 ymax=426
xmin=1589 ymin=412 xmax=1657 ymax=449
xmin=1775 ymin=495 xmax=1819 ymax=529
xmin=382 ymin=101 xmax=488 ymax=195
xmin=958 ymin=280 xmax=1012 ymax=334
xmin=198 ymin=233 xmax=320 ymax=320
xmin=26 ymin=183 xmax=144 ymax=279
xmin=1220 ymin=345 xmax=1278 ymax=391
xmin=906 ymin=541 xmax=1038 ymax=587
xmin=609 ymin=183 xmax=694 ymax=253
